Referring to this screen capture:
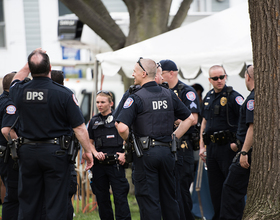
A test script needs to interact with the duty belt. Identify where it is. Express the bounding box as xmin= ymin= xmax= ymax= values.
xmin=21 ymin=138 xmax=60 ymax=145
xmin=203 ymin=130 xmax=236 ymax=145
xmin=150 ymin=139 xmax=171 ymax=147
